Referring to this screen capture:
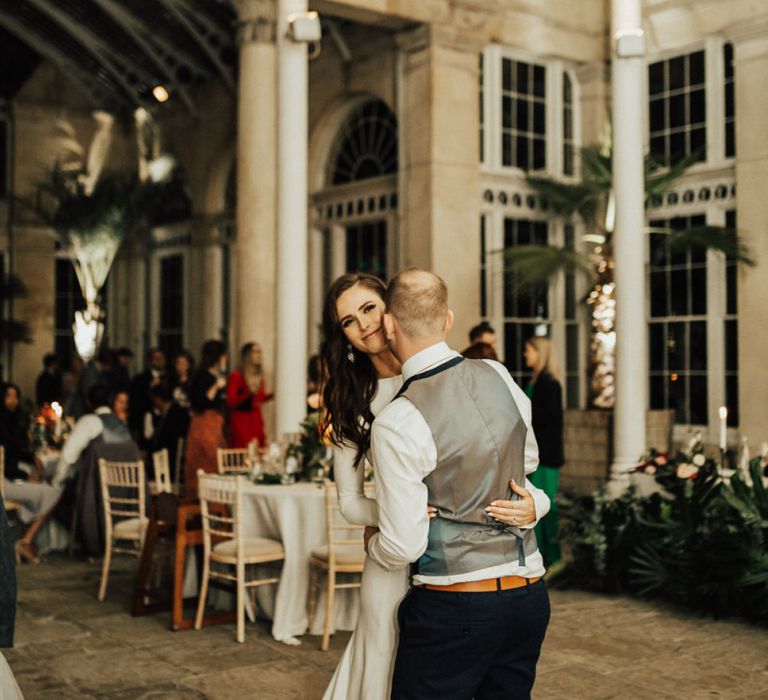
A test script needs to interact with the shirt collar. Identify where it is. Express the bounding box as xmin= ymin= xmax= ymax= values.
xmin=95 ymin=407 xmax=112 ymax=415
xmin=400 ymin=341 xmax=460 ymax=381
